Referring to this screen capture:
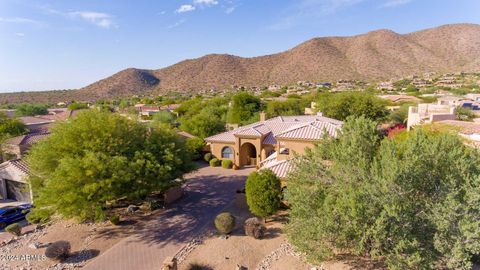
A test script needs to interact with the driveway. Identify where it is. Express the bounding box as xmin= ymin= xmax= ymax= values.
xmin=84 ymin=164 xmax=254 ymax=270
